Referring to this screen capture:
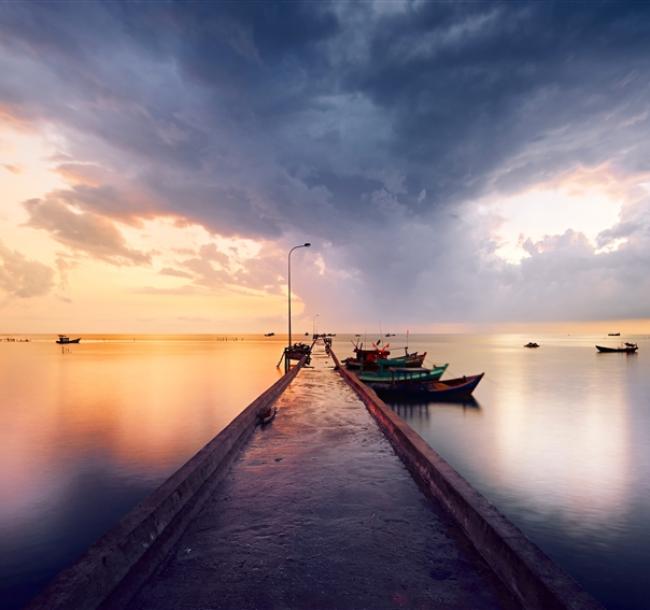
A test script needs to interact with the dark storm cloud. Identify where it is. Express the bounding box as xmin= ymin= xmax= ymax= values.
xmin=2 ymin=1 xmax=650 ymax=321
